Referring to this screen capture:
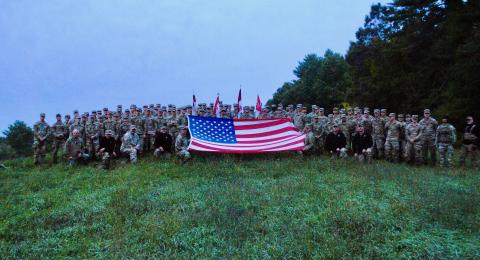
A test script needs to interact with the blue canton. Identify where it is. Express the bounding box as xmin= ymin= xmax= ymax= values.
xmin=188 ymin=116 xmax=237 ymax=143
